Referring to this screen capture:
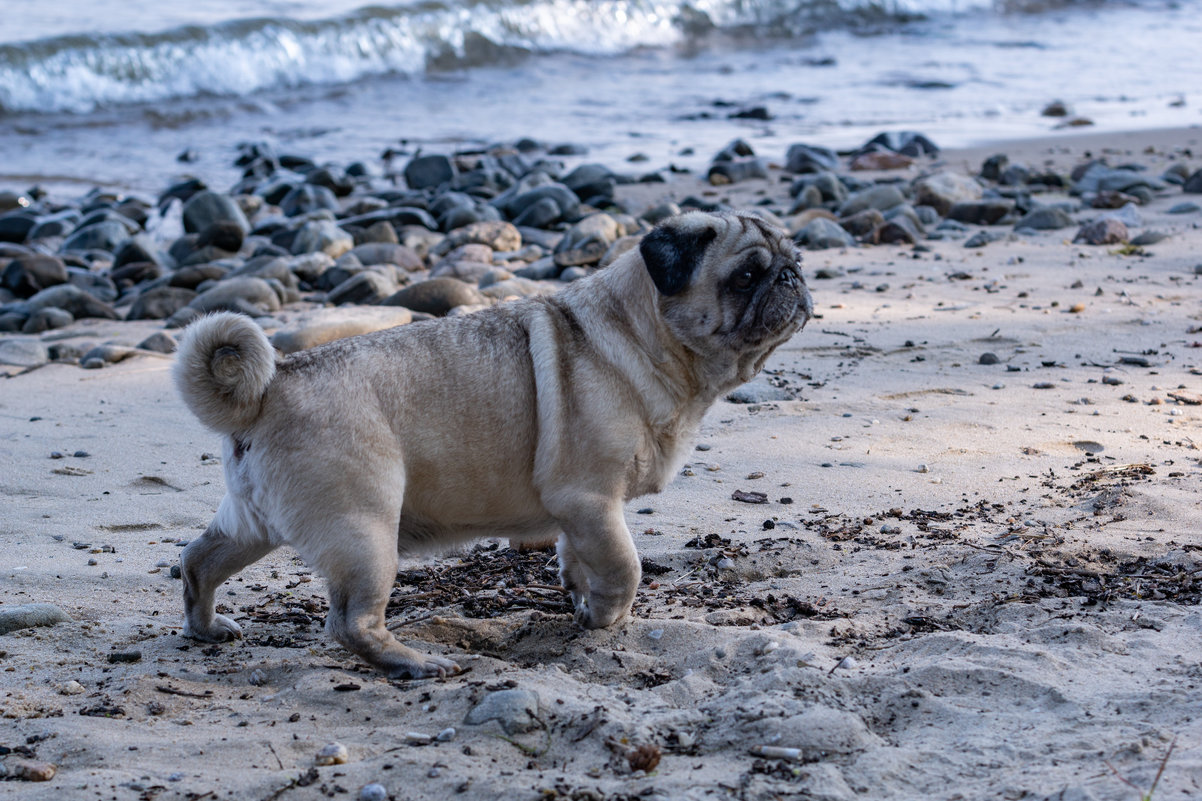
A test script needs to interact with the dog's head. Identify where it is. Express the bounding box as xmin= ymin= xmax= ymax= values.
xmin=639 ymin=210 xmax=812 ymax=381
